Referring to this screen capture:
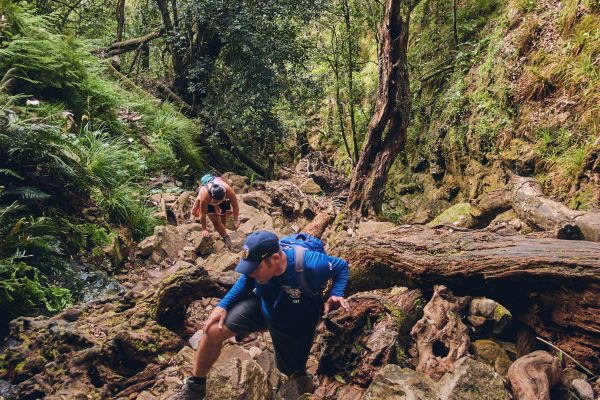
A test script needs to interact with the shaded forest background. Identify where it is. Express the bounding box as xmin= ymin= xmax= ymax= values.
xmin=0 ymin=0 xmax=598 ymax=333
